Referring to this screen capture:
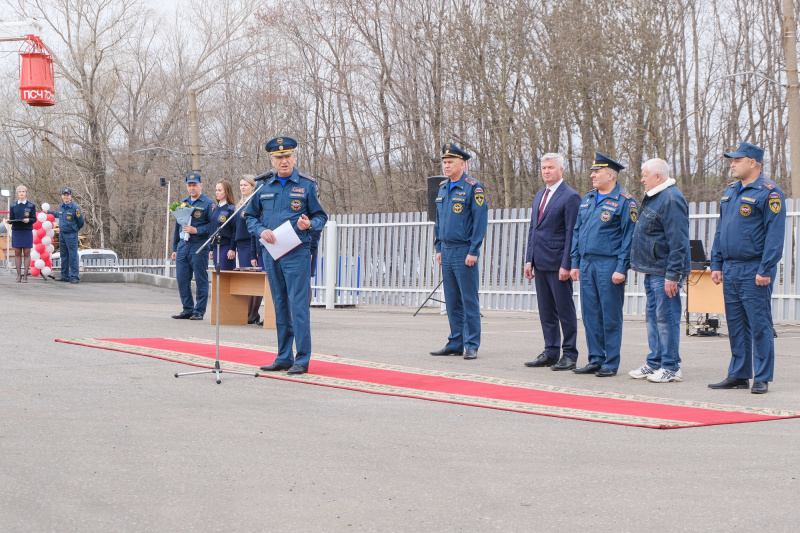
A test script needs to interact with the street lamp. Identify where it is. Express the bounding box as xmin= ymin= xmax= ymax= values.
xmin=160 ymin=177 xmax=171 ymax=277
xmin=1 ymin=189 xmax=10 ymax=267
